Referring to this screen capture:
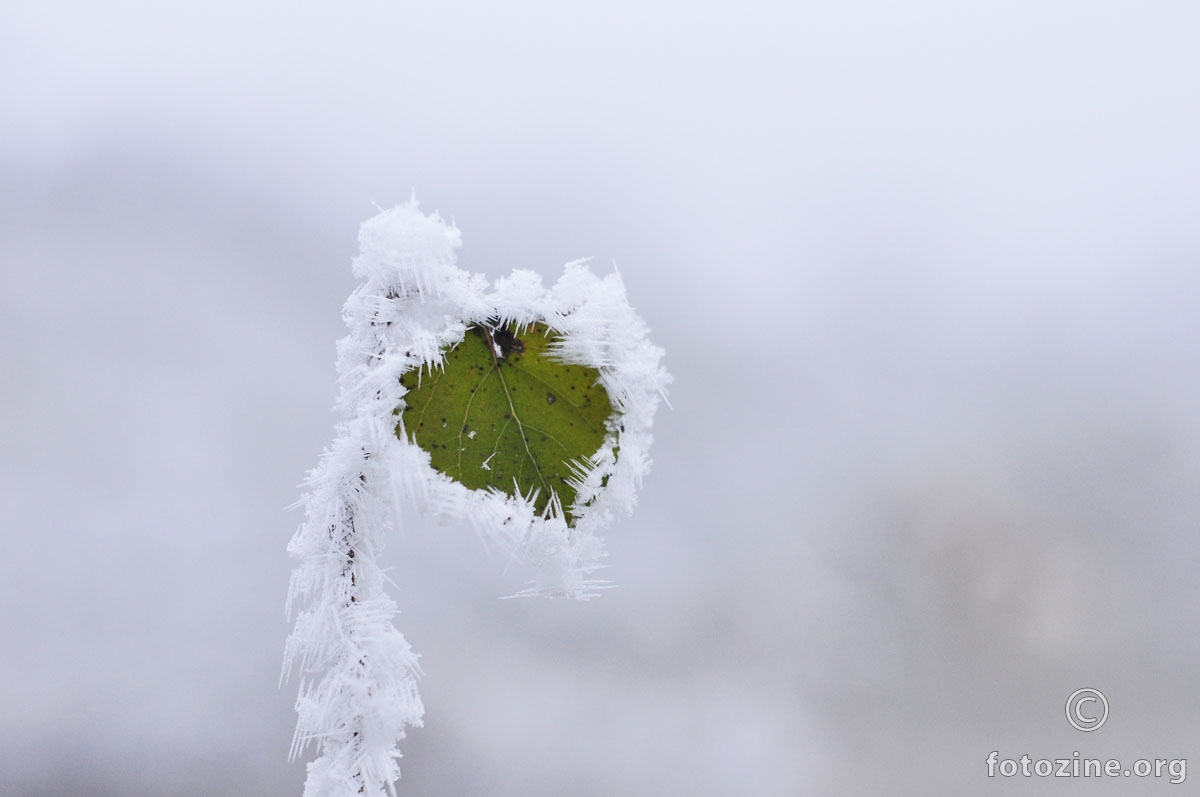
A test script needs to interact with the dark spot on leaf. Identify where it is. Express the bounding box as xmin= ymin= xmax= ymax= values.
xmin=547 ymin=393 xmax=556 ymax=405
xmin=490 ymin=324 xmax=525 ymax=359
